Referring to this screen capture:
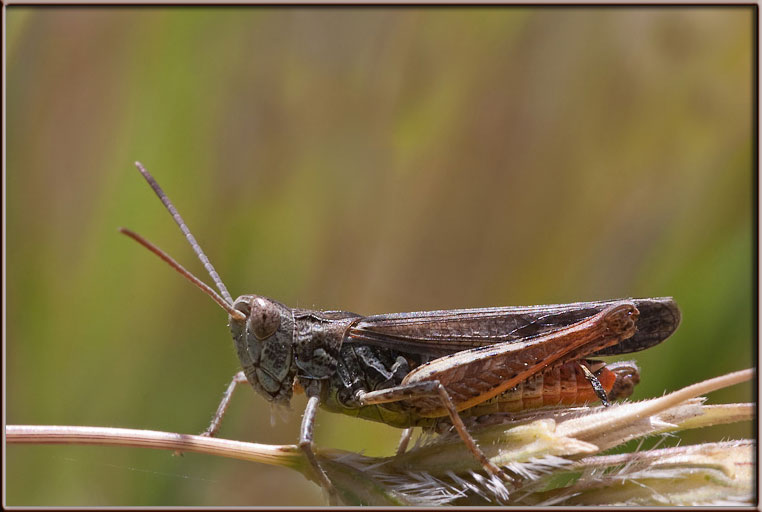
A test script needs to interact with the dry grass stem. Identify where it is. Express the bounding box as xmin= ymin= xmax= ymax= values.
xmin=6 ymin=368 xmax=754 ymax=505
